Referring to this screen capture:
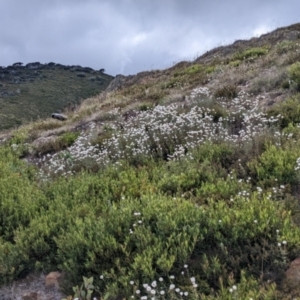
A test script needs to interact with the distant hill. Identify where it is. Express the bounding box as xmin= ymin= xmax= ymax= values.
xmin=0 ymin=62 xmax=113 ymax=130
